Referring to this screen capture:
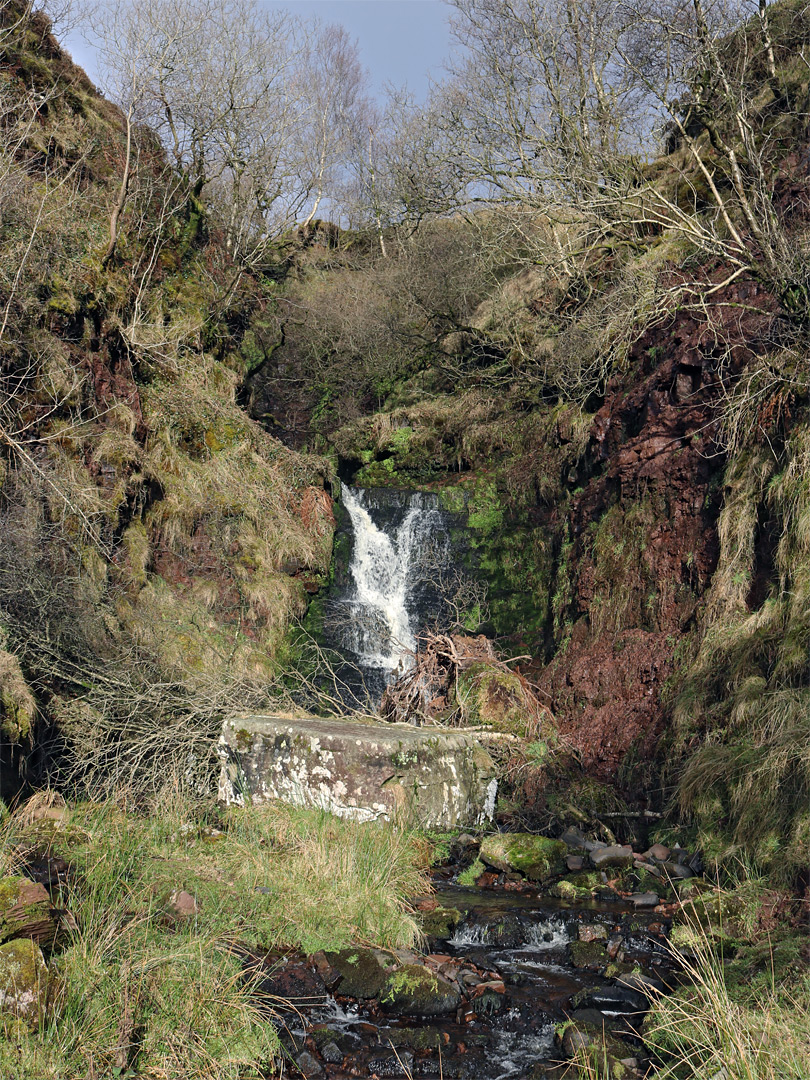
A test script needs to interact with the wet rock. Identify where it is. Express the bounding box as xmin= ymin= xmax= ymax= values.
xmin=386 ymin=1025 xmax=448 ymax=1051
xmin=578 ymin=923 xmax=608 ymax=943
xmin=566 ymin=855 xmax=585 ymax=872
xmin=323 ymin=947 xmax=392 ymax=999
xmin=469 ymin=978 xmax=506 ymax=1015
xmin=0 ymin=938 xmax=48 ymax=1025
xmin=582 ymin=983 xmax=649 ymax=1015
xmin=367 ymin=1049 xmax=413 ymax=1077
xmin=320 ymin=1040 xmax=343 ymax=1064
xmin=616 ymin=972 xmax=665 ymax=999
xmin=479 ymin=834 xmax=567 ymax=882
xmin=380 ymin=963 xmax=461 ymax=1016
xmin=569 ymin=939 xmax=607 ymax=970
xmin=0 ymin=876 xmax=58 ymax=947
xmin=589 ymin=845 xmax=634 ymax=869
xmin=630 ymin=892 xmax=659 ymax=908
xmin=295 ymin=1049 xmax=324 ymax=1077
